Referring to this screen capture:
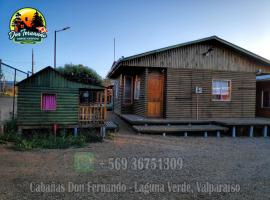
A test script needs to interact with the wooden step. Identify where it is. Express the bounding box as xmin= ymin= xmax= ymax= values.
xmin=133 ymin=124 xmax=228 ymax=134
xmin=122 ymin=114 xmax=211 ymax=125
